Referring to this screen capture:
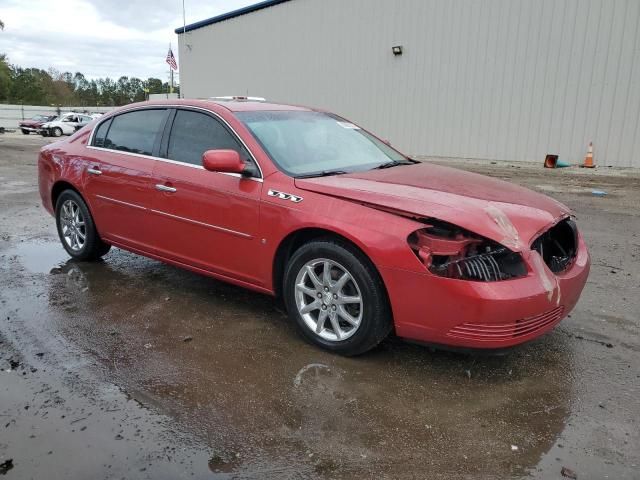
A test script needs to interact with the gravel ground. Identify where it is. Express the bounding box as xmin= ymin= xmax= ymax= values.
xmin=1 ymin=132 xmax=638 ymax=479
